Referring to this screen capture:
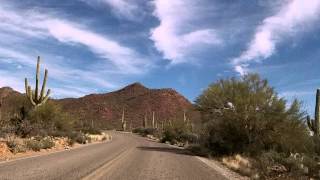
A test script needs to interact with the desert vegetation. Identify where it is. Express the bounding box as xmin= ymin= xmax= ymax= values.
xmin=132 ymin=74 xmax=320 ymax=179
xmin=0 ymin=57 xmax=108 ymax=157
xmin=194 ymin=74 xmax=318 ymax=179
xmin=1 ymin=56 xmax=319 ymax=179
